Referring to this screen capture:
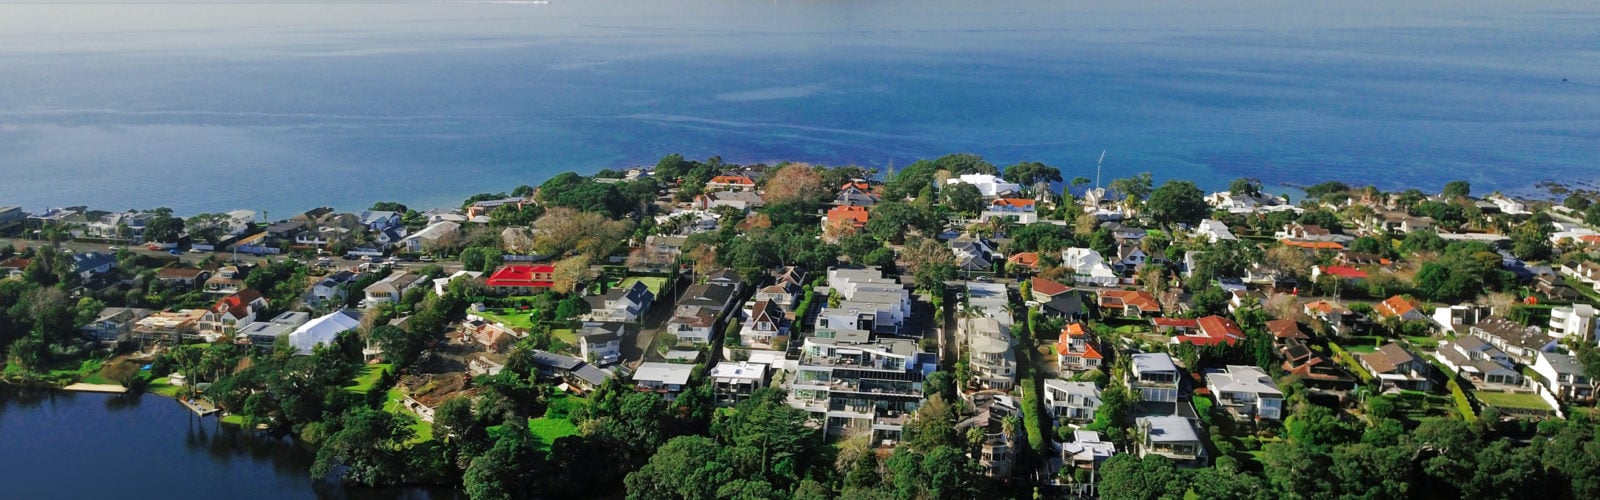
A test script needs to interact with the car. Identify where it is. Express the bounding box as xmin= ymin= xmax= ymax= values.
xmin=107 ymin=246 xmax=121 ymax=251
xmin=169 ymin=249 xmax=182 ymax=256
xmin=419 ymin=256 xmax=435 ymax=263
xmin=147 ymin=245 xmax=160 ymax=251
